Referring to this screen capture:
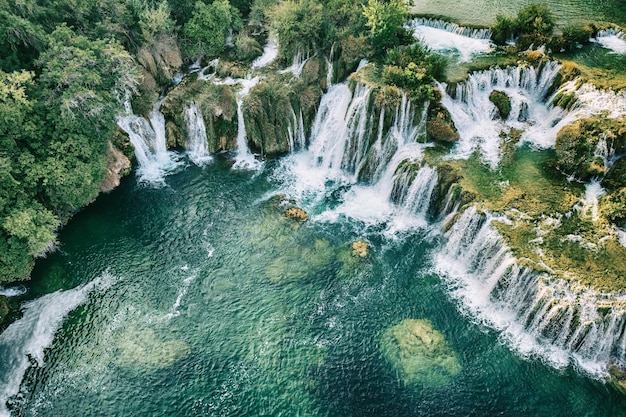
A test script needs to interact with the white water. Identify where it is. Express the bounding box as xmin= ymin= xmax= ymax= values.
xmin=593 ymin=28 xmax=626 ymax=54
xmin=407 ymin=18 xmax=493 ymax=62
xmin=184 ymin=102 xmax=213 ymax=166
xmin=217 ymin=76 xmax=263 ymax=170
xmin=435 ymin=206 xmax=626 ymax=377
xmin=279 ymin=49 xmax=311 ymax=78
xmin=287 ymin=107 xmax=306 ymax=152
xmin=0 ymin=272 xmax=115 ymax=417
xmin=0 ymin=286 xmax=26 ymax=298
xmin=252 ymin=33 xmax=279 ymax=70
xmin=439 ymin=61 xmax=566 ymax=167
xmin=276 ymin=81 xmax=435 ymax=231
xmin=580 ymin=181 xmax=606 ymax=222
xmin=117 ymin=101 xmax=181 ymax=185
